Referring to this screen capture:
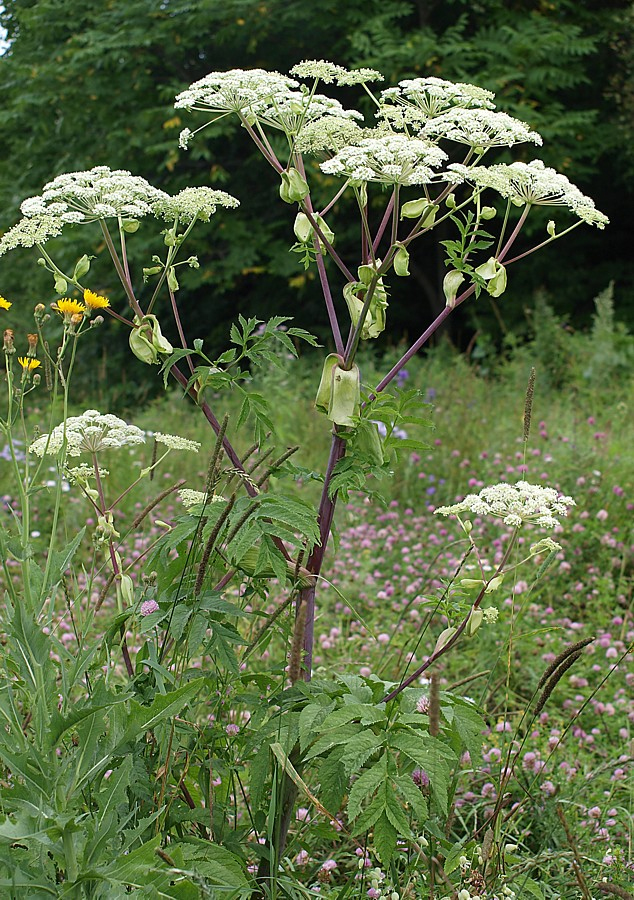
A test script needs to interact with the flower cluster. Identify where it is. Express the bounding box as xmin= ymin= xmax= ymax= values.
xmin=421 ymin=108 xmax=543 ymax=149
xmin=379 ymin=77 xmax=496 ymax=123
xmin=178 ymin=489 xmax=226 ymax=509
xmin=154 ymin=187 xmax=240 ymax=223
xmin=290 ymin=59 xmax=383 ymax=85
xmin=0 ymin=215 xmax=64 ymax=256
xmin=448 ymin=160 xmax=609 ymax=227
xmin=252 ymin=90 xmax=363 ymax=135
xmin=434 ymin=481 xmax=576 ymax=529
xmin=294 ymin=117 xmax=364 ymax=154
xmin=320 ymin=134 xmax=447 ymax=185
xmin=154 ymin=432 xmax=201 ymax=452
xmin=174 ymin=68 xmax=298 ymax=115
xmin=29 ymin=409 xmax=146 ymax=458
xmin=19 ymin=166 xmax=168 ymax=225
